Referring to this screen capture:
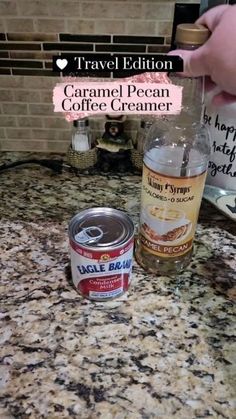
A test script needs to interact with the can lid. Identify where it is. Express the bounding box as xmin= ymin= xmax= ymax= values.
xmin=175 ymin=23 xmax=210 ymax=46
xmin=69 ymin=207 xmax=134 ymax=249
